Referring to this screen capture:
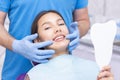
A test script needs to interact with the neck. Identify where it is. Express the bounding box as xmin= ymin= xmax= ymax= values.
xmin=52 ymin=50 xmax=69 ymax=59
